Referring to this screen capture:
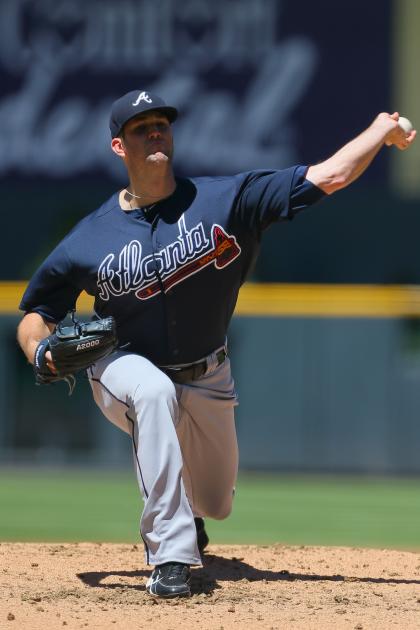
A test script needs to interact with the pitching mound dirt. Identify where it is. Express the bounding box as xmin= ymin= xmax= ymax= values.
xmin=1 ymin=543 xmax=420 ymax=629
